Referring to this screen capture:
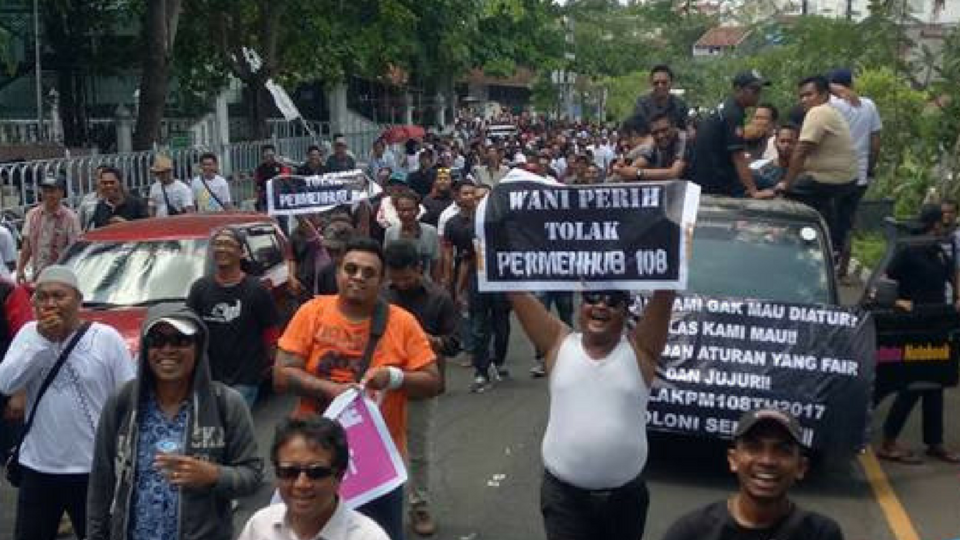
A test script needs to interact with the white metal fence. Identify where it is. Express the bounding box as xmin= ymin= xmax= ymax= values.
xmin=0 ymin=136 xmax=321 ymax=221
